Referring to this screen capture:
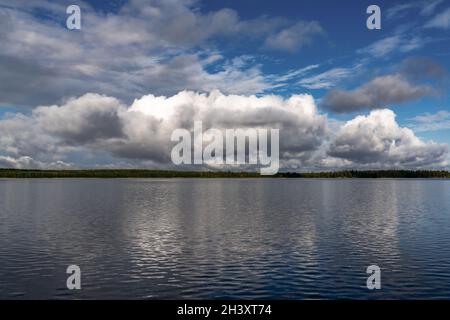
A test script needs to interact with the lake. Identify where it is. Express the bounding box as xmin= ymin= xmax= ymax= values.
xmin=1 ymin=178 xmax=450 ymax=299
